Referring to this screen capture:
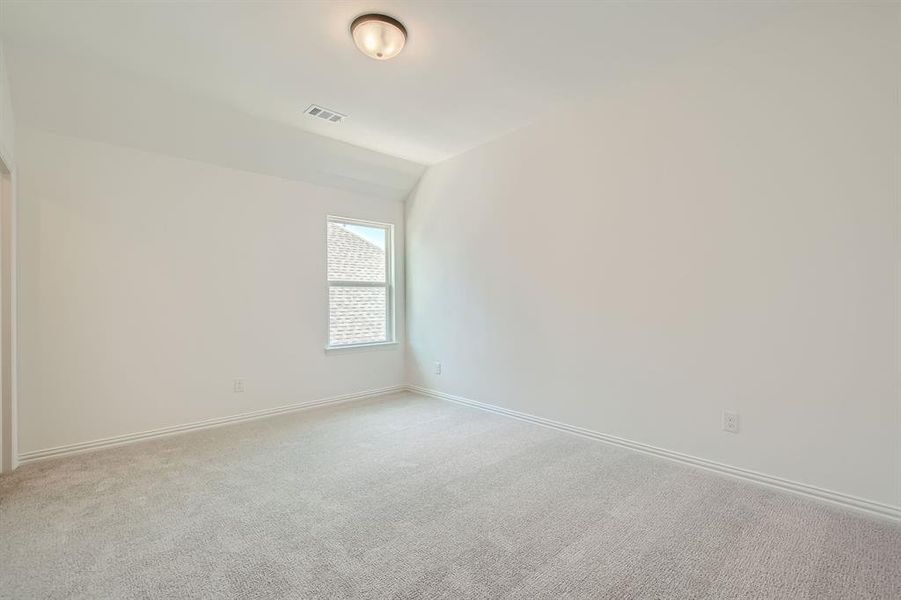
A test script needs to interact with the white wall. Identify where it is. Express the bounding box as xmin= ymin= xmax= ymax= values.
xmin=18 ymin=128 xmax=405 ymax=454
xmin=0 ymin=41 xmax=14 ymax=167
xmin=407 ymin=4 xmax=901 ymax=508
